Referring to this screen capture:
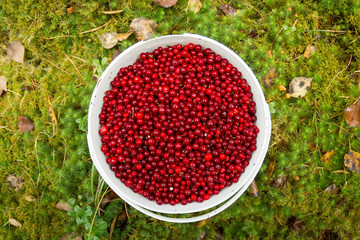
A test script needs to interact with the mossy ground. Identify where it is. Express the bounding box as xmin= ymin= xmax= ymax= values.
xmin=0 ymin=0 xmax=359 ymax=239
